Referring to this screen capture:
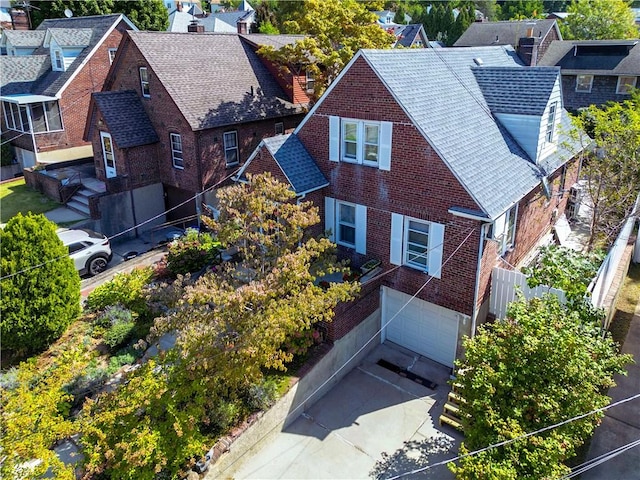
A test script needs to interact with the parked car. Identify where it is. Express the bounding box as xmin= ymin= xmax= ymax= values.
xmin=57 ymin=228 xmax=112 ymax=276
